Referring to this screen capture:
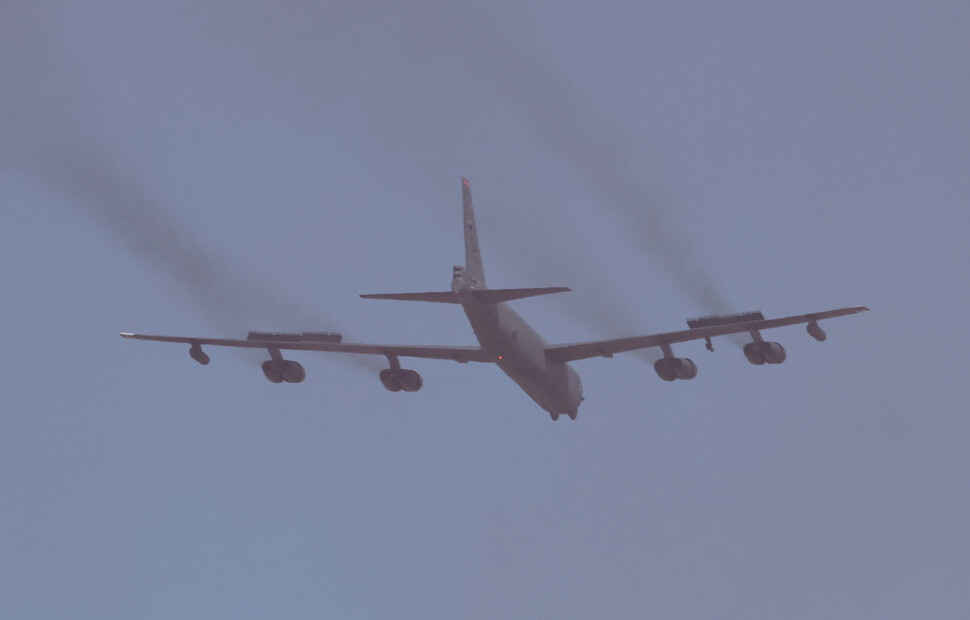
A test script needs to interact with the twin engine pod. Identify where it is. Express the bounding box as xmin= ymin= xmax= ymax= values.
xmin=262 ymin=359 xmax=306 ymax=383
xmin=743 ymin=341 xmax=787 ymax=365
xmin=379 ymin=368 xmax=423 ymax=392
xmin=654 ymin=357 xmax=698 ymax=381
